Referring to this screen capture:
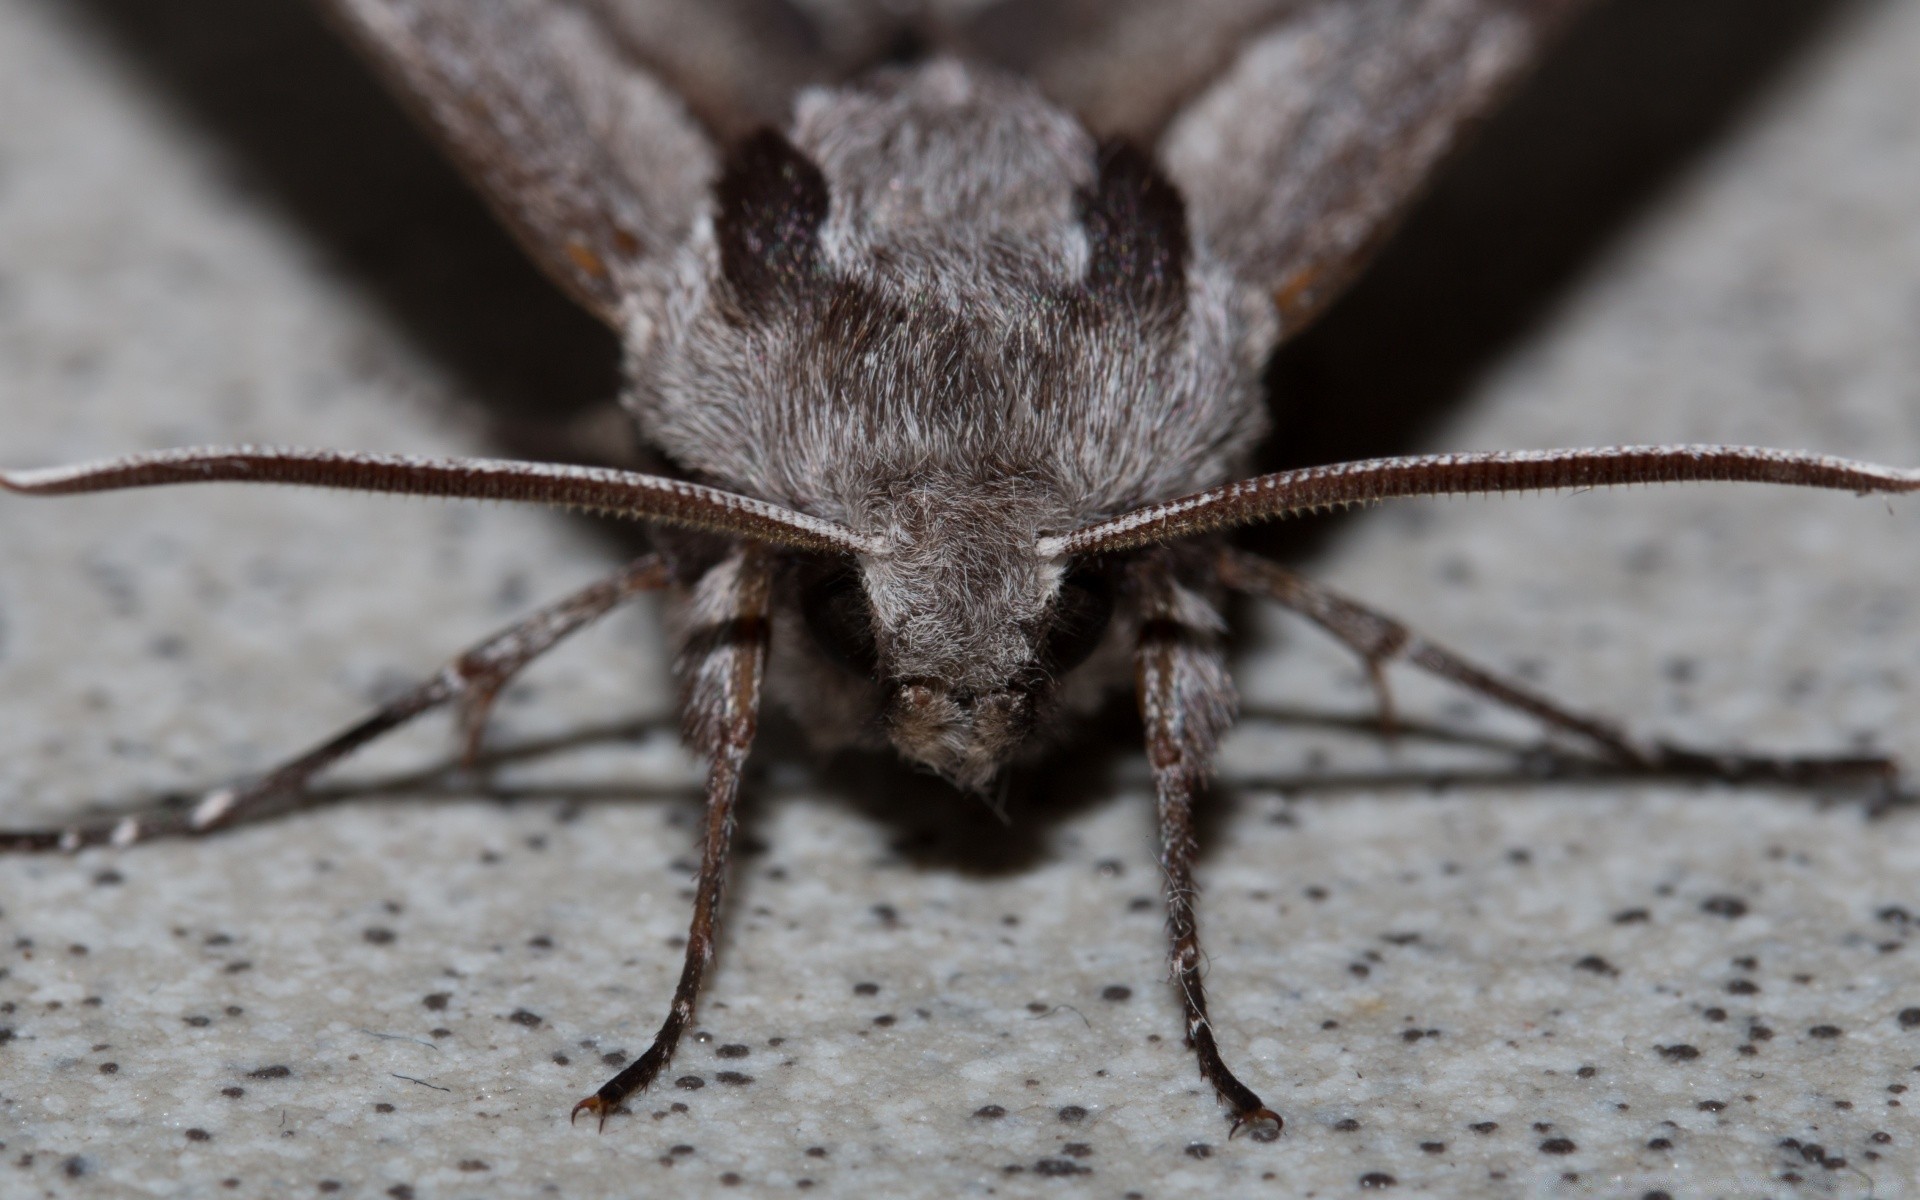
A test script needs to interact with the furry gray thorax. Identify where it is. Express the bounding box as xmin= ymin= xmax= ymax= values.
xmin=626 ymin=60 xmax=1272 ymax=787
